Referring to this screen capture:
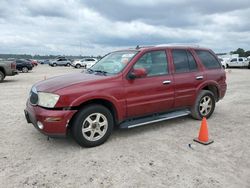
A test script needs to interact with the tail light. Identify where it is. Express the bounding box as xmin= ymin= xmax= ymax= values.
xmin=11 ymin=62 xmax=16 ymax=69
